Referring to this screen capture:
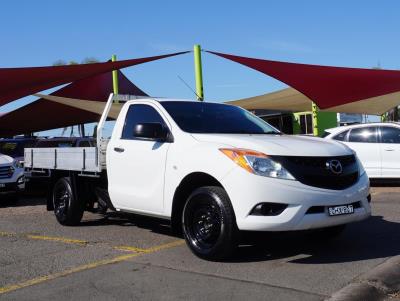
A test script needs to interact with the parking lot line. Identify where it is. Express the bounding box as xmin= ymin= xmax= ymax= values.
xmin=0 ymin=239 xmax=185 ymax=295
xmin=26 ymin=234 xmax=88 ymax=245
xmin=0 ymin=231 xmax=14 ymax=237
xmin=115 ymin=239 xmax=185 ymax=253
xmin=0 ymin=231 xmax=88 ymax=246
